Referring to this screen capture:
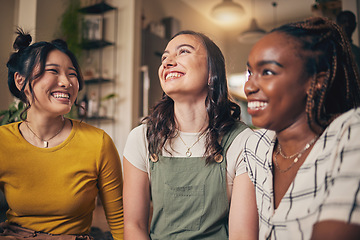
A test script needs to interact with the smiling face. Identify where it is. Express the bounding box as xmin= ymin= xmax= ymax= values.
xmin=245 ymin=32 xmax=312 ymax=131
xmin=158 ymin=34 xmax=209 ymax=101
xmin=24 ymin=49 xmax=79 ymax=116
